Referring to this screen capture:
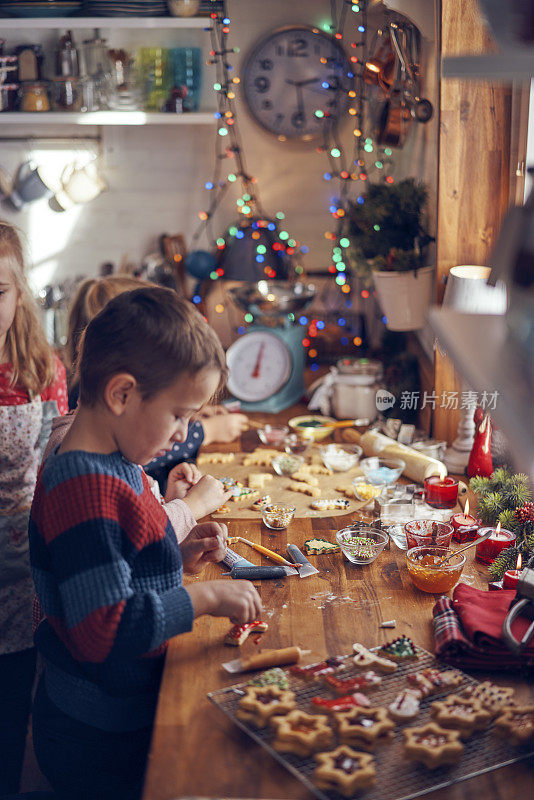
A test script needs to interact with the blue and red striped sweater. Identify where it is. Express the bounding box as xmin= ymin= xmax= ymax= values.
xmin=29 ymin=449 xmax=194 ymax=732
